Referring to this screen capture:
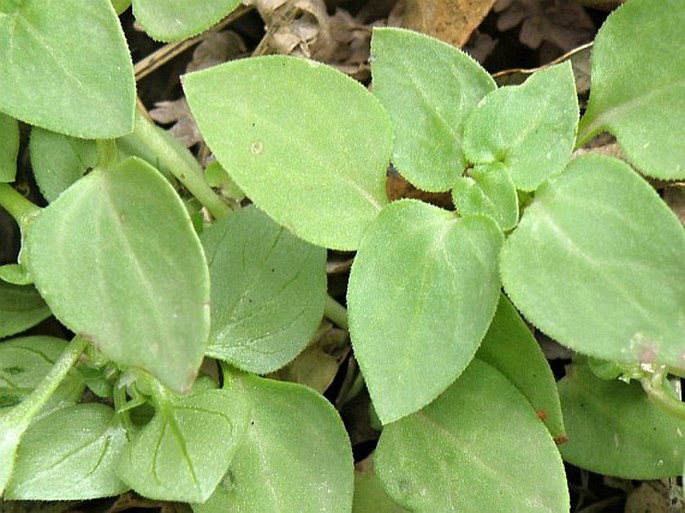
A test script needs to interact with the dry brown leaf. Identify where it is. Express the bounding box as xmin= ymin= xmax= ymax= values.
xmin=400 ymin=0 xmax=497 ymax=48
xmin=494 ymin=0 xmax=595 ymax=52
